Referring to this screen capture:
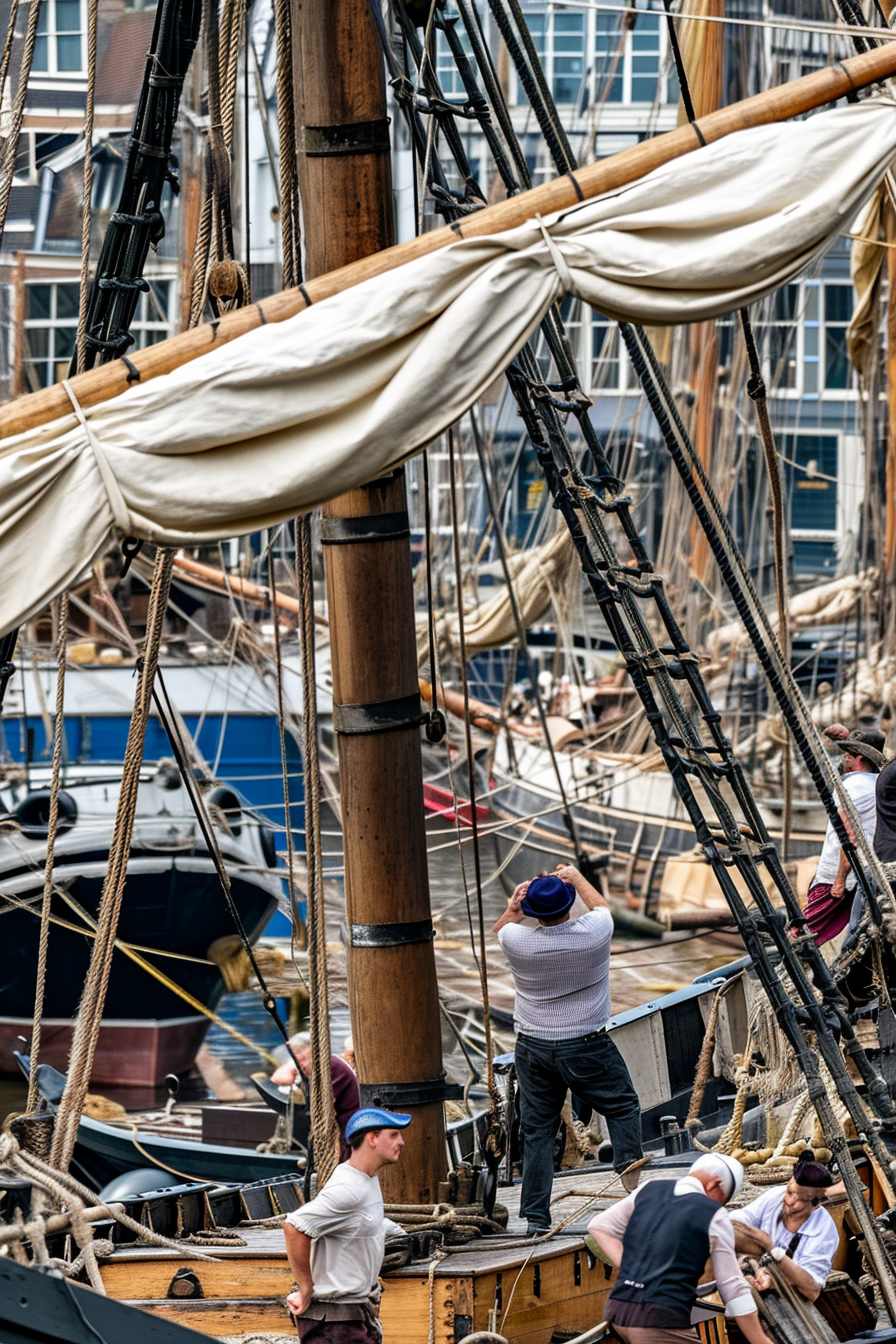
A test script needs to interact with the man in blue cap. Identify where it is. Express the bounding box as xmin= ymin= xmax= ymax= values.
xmin=283 ymin=1106 xmax=411 ymax=1340
xmin=494 ymin=863 xmax=643 ymax=1235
